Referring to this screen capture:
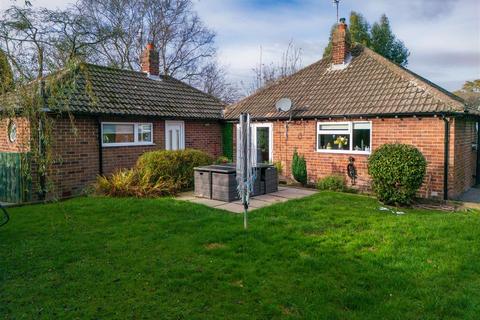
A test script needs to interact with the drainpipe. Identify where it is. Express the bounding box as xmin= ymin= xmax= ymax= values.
xmin=443 ymin=117 xmax=450 ymax=201
xmin=38 ymin=117 xmax=46 ymax=200
xmin=97 ymin=118 xmax=103 ymax=176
